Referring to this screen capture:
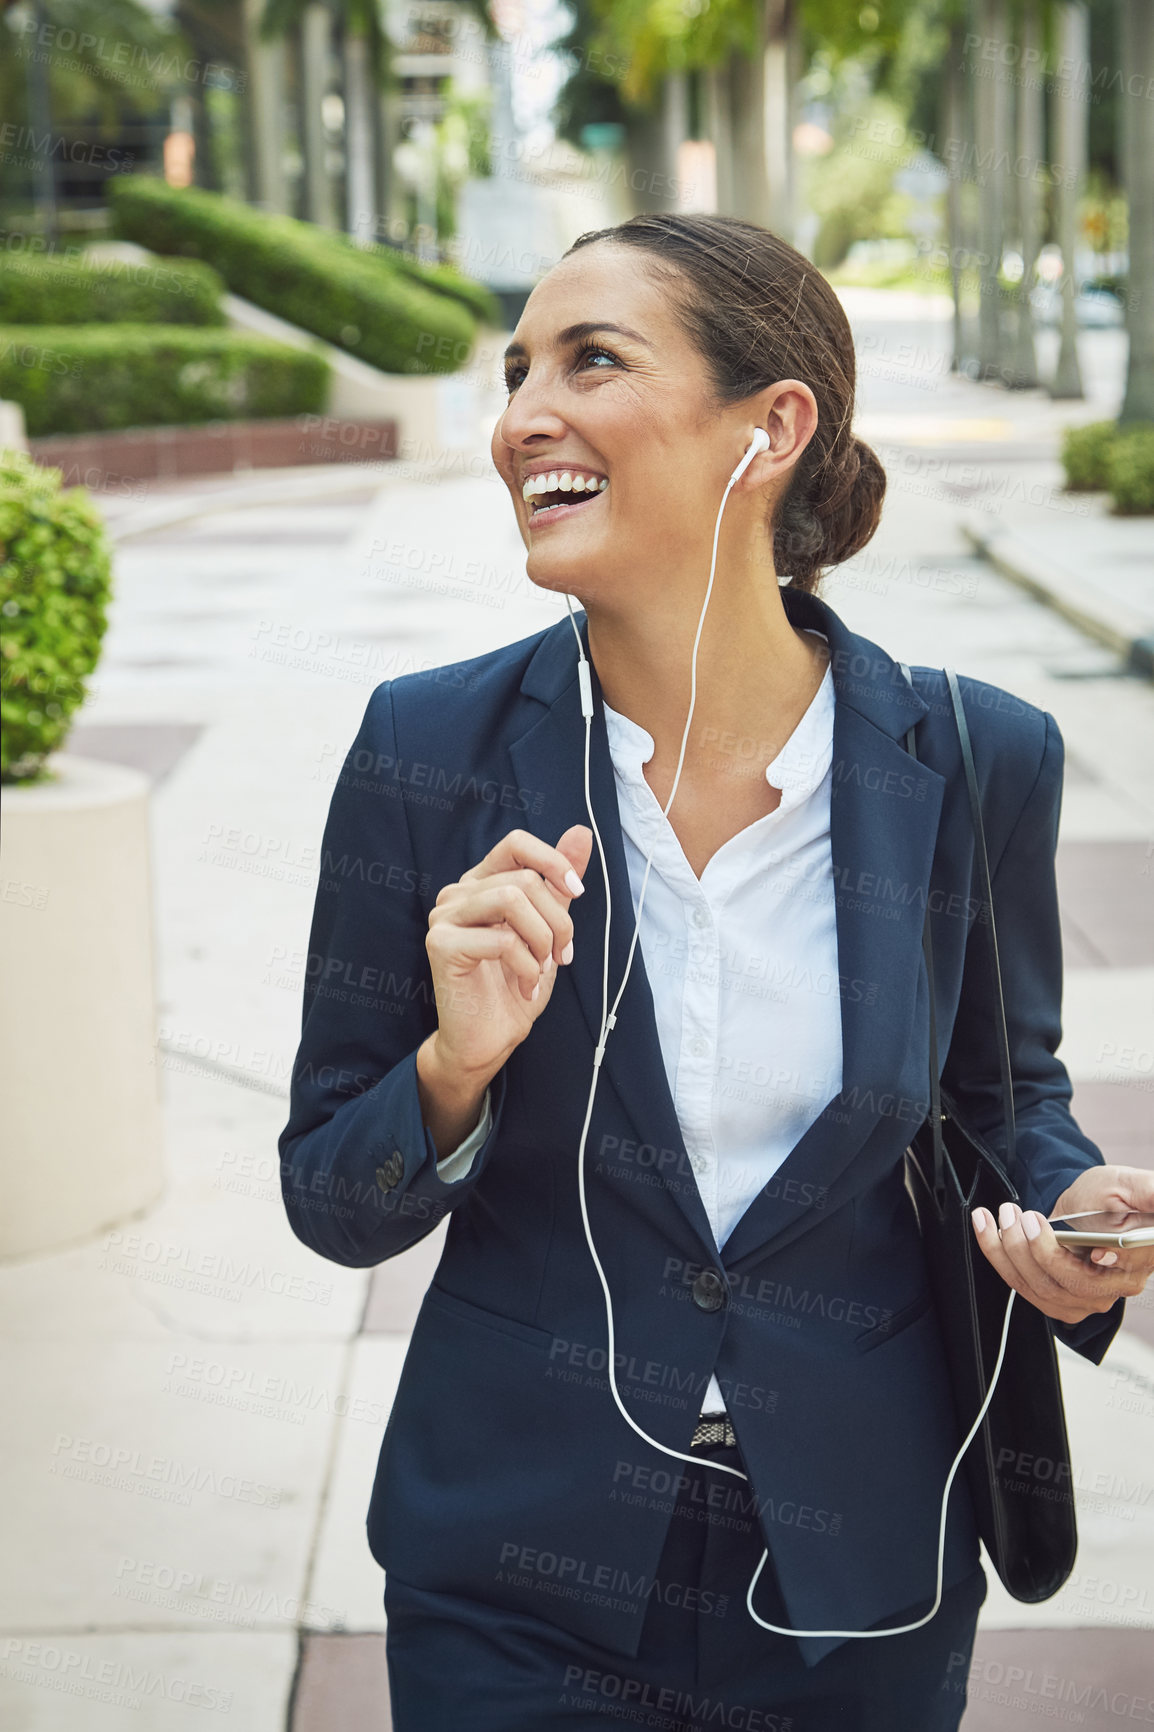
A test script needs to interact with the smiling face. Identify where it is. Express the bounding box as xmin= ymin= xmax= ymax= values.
xmin=490 ymin=242 xmax=748 ymax=611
